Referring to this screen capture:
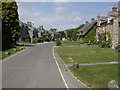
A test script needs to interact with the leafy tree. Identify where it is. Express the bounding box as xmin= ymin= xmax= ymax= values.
xmin=43 ymin=33 xmax=49 ymax=37
xmin=56 ymin=39 xmax=61 ymax=46
xmin=1 ymin=1 xmax=19 ymax=50
xmin=65 ymin=24 xmax=84 ymax=41
xmin=24 ymin=35 xmax=30 ymax=42
xmin=98 ymin=32 xmax=111 ymax=48
xmin=58 ymin=31 xmax=66 ymax=39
